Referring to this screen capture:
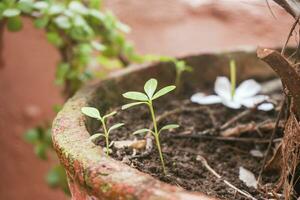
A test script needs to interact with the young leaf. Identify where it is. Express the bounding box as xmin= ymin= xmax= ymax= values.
xmin=108 ymin=123 xmax=124 ymax=133
xmin=144 ymin=78 xmax=157 ymax=98
xmin=91 ymin=41 xmax=106 ymax=51
xmin=24 ymin=128 xmax=40 ymax=143
xmin=133 ymin=128 xmax=153 ymax=135
xmin=68 ymin=1 xmax=88 ymax=15
xmin=159 ymin=124 xmax=179 ymax=134
xmin=33 ymin=1 xmax=49 ymax=10
xmin=47 ymin=32 xmax=63 ymax=47
xmin=103 ymin=111 xmax=117 ymax=119
xmin=89 ymin=0 xmax=102 ymax=9
xmin=48 ymin=4 xmax=64 ymax=15
xmin=3 ymin=8 xmax=21 ymax=17
xmin=152 ymin=85 xmax=176 ymax=100
xmin=18 ymin=0 xmax=34 ymax=14
xmin=34 ymin=17 xmax=49 ymax=29
xmin=122 ymin=102 xmax=146 ymax=110
xmin=89 ymin=133 xmax=105 ymax=143
xmin=81 ymin=107 xmax=101 ymax=119
xmin=122 ymin=91 xmax=149 ymax=101
xmin=54 ymin=16 xmax=71 ymax=29
xmin=34 ymin=143 xmax=47 ymax=160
